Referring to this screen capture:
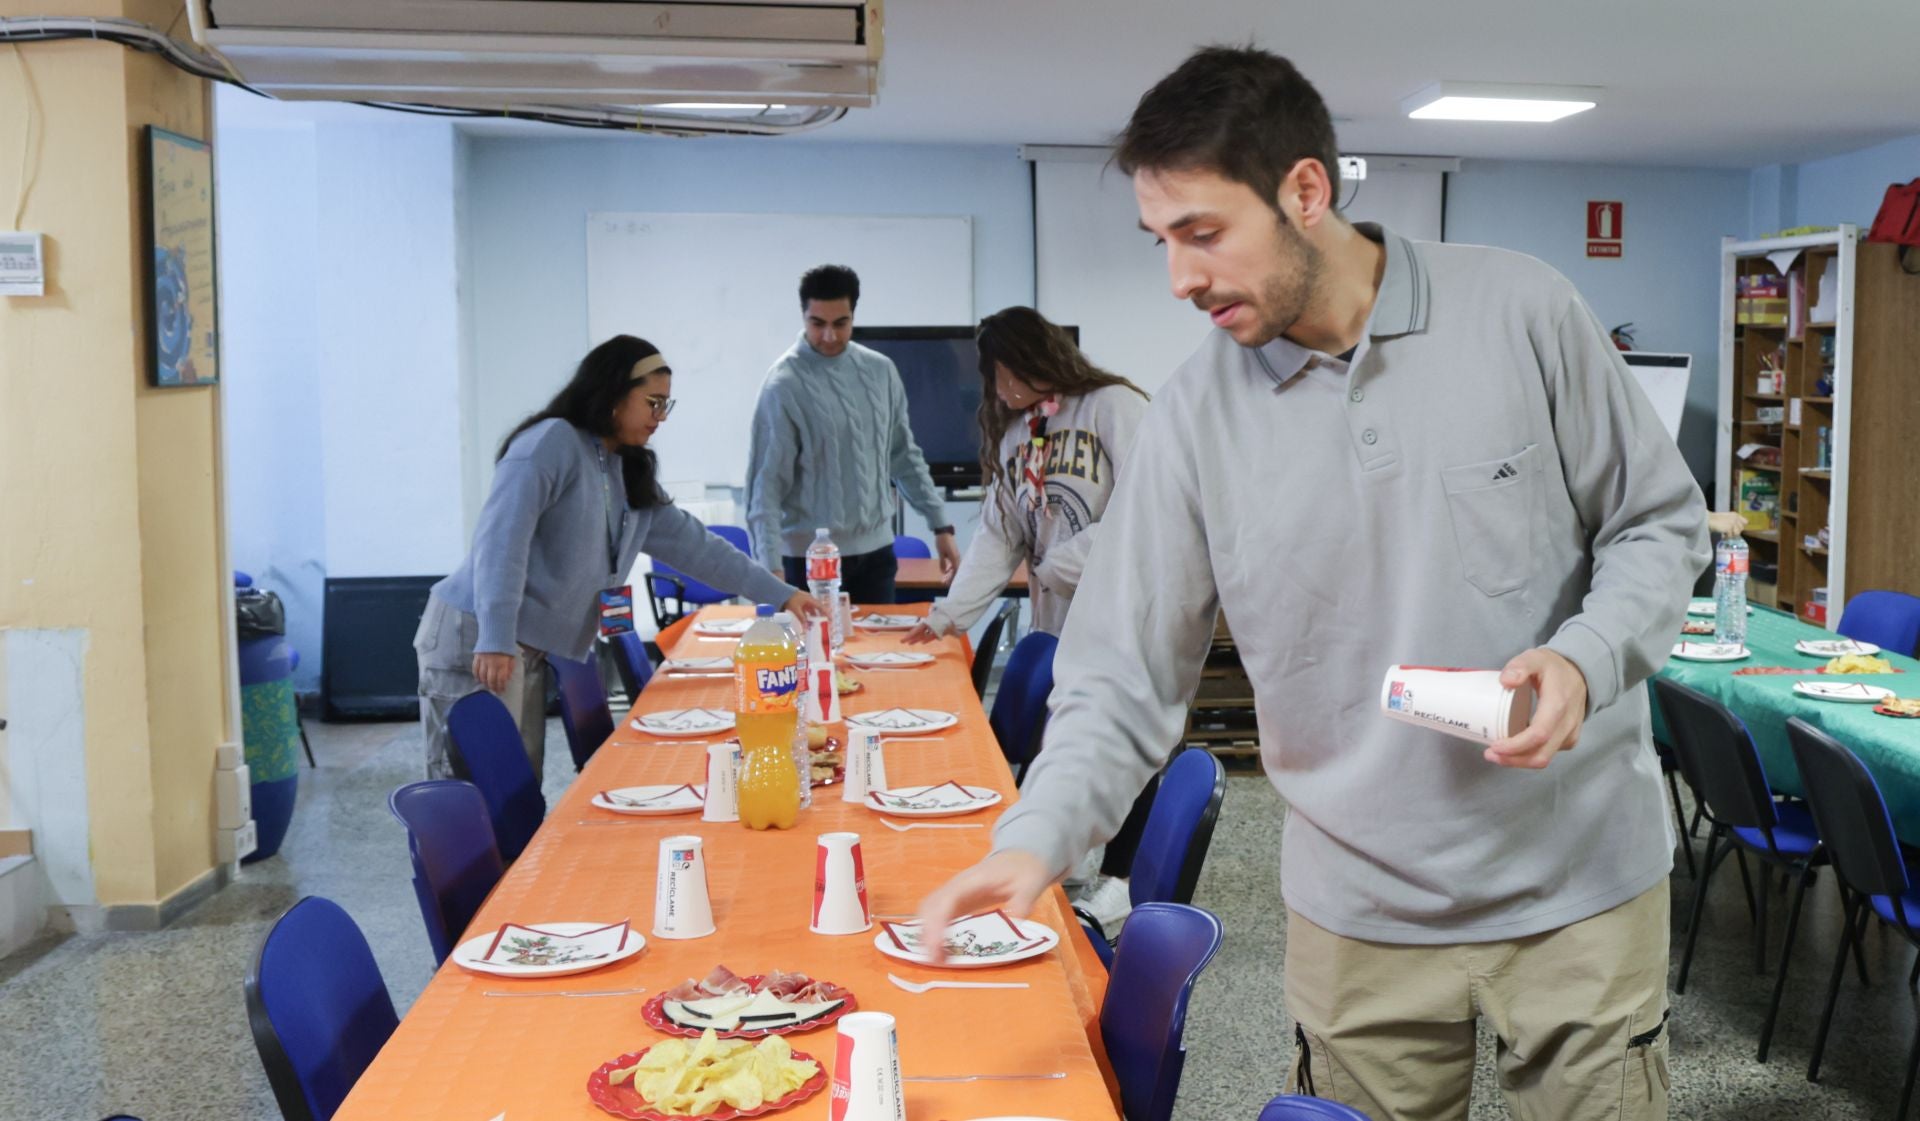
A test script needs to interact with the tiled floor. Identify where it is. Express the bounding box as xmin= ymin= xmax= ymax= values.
xmin=3 ymin=722 xmax=1918 ymax=1120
